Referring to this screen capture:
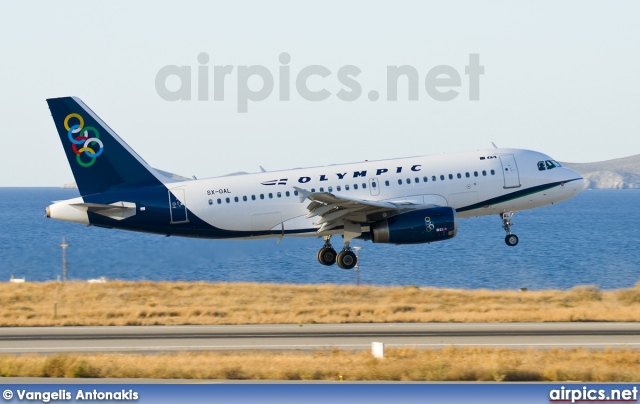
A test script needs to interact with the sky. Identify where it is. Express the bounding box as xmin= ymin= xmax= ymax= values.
xmin=1 ymin=0 xmax=639 ymax=187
